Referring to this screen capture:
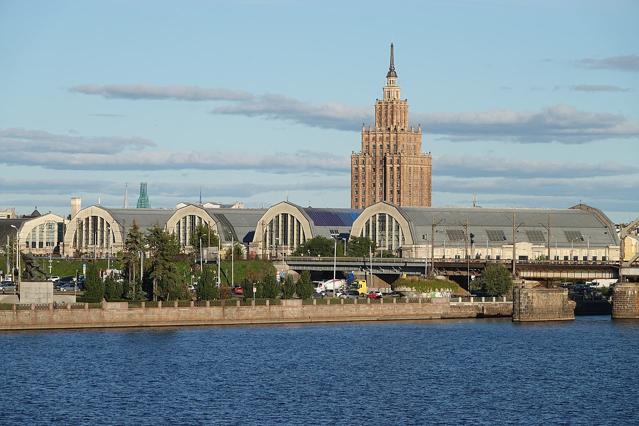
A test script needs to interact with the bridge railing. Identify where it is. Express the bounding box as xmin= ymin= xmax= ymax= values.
xmin=284 ymin=256 xmax=619 ymax=266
